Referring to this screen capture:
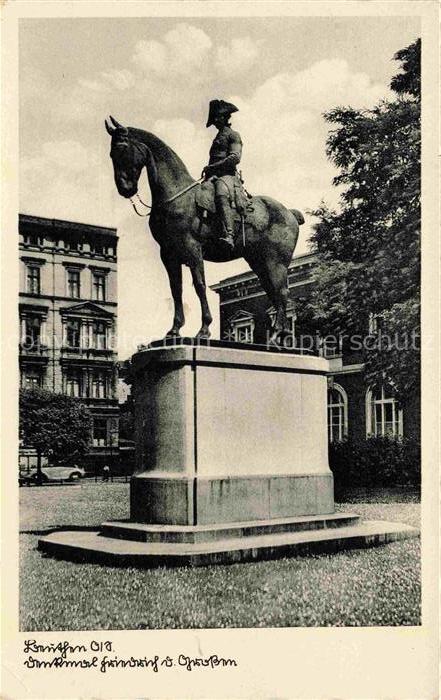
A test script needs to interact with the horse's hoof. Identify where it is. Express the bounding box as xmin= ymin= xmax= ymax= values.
xmin=268 ymin=332 xmax=281 ymax=348
xmin=196 ymin=330 xmax=211 ymax=340
xmin=165 ymin=329 xmax=181 ymax=338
